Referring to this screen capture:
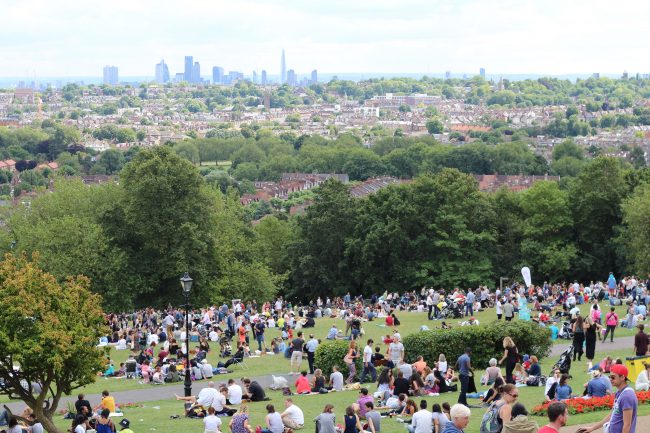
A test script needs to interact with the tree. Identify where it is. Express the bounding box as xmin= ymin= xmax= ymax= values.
xmin=102 ymin=147 xmax=217 ymax=305
xmin=0 ymin=253 xmax=106 ymax=433
xmin=287 ymin=180 xmax=357 ymax=299
xmin=426 ymin=117 xmax=444 ymax=134
xmin=173 ymin=141 xmax=200 ymax=165
xmin=98 ymin=148 xmax=125 ymax=174
xmin=619 ymin=184 xmax=650 ymax=274
xmin=569 ymin=157 xmax=627 ymax=280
